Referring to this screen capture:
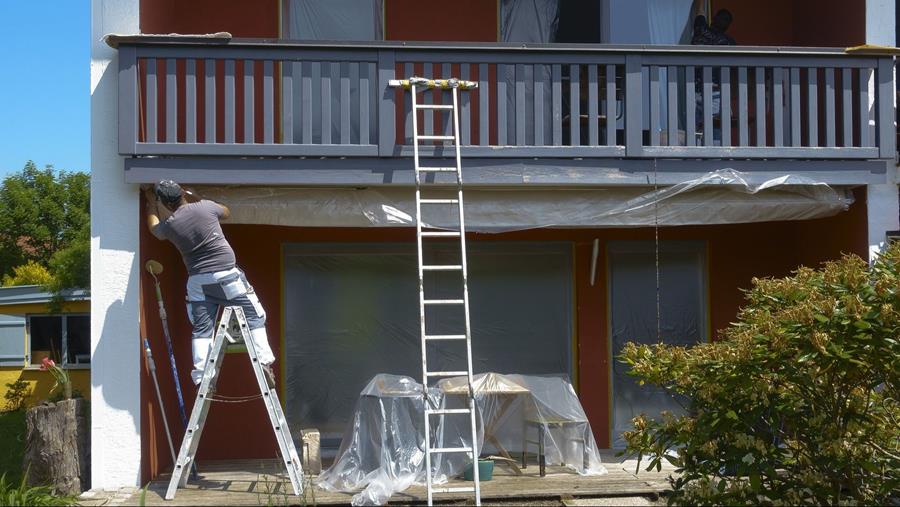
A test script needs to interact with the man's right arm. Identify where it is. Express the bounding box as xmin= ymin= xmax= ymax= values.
xmin=143 ymin=187 xmax=166 ymax=239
